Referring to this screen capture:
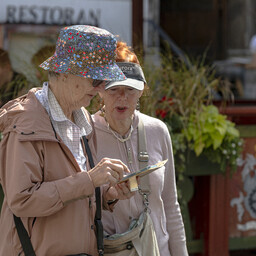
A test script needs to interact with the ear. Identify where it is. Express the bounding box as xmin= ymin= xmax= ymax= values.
xmin=138 ymin=90 xmax=143 ymax=98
